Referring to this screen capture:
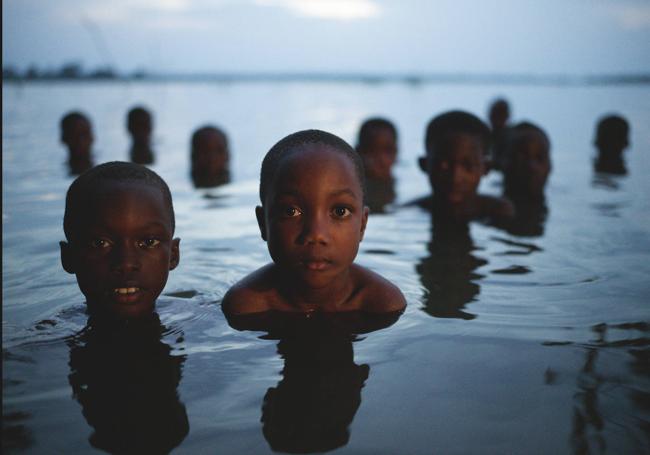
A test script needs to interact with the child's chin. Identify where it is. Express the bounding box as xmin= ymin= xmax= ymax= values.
xmin=89 ymin=301 xmax=156 ymax=320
